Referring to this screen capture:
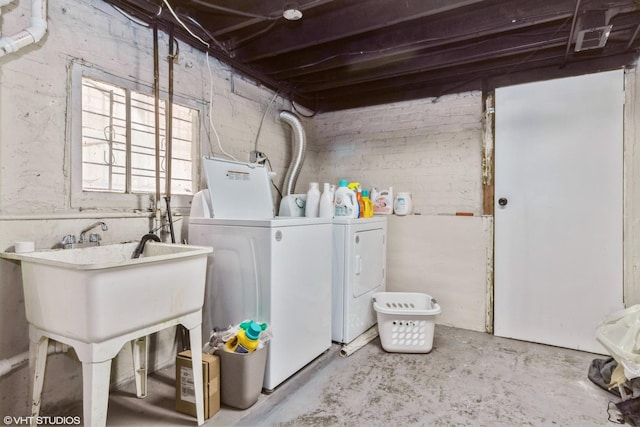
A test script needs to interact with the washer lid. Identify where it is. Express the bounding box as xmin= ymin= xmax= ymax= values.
xmin=202 ymin=157 xmax=275 ymax=219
